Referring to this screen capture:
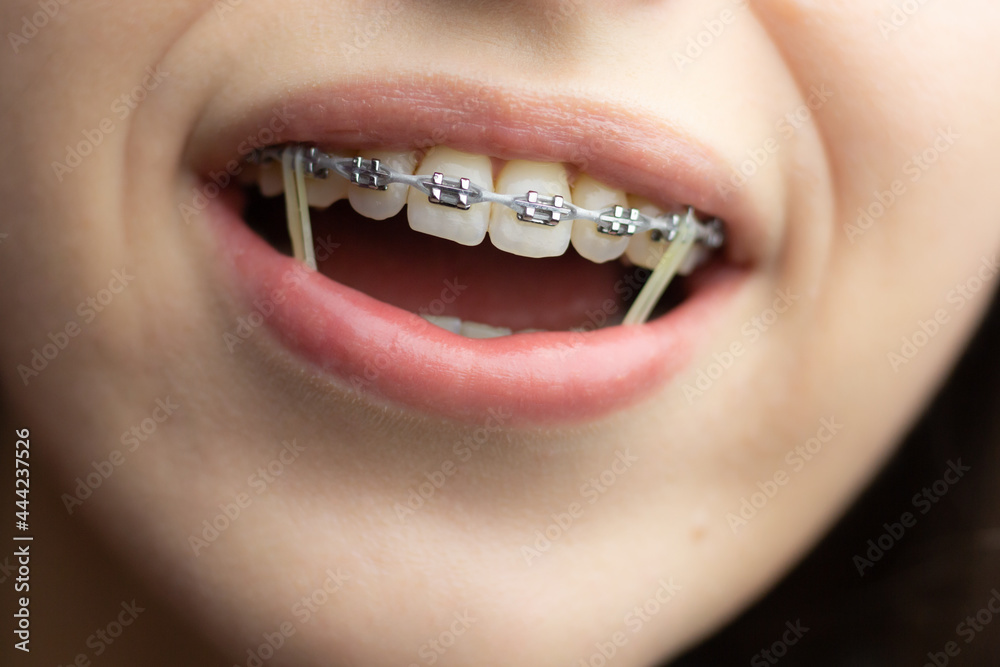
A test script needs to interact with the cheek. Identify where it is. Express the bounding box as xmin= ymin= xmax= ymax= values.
xmin=711 ymin=0 xmax=1000 ymax=588
xmin=754 ymin=0 xmax=1000 ymax=194
xmin=752 ymin=0 xmax=1000 ymax=335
